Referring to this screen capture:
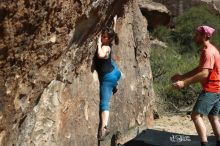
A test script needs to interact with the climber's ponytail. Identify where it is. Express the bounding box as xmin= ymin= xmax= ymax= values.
xmin=102 ymin=27 xmax=119 ymax=45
